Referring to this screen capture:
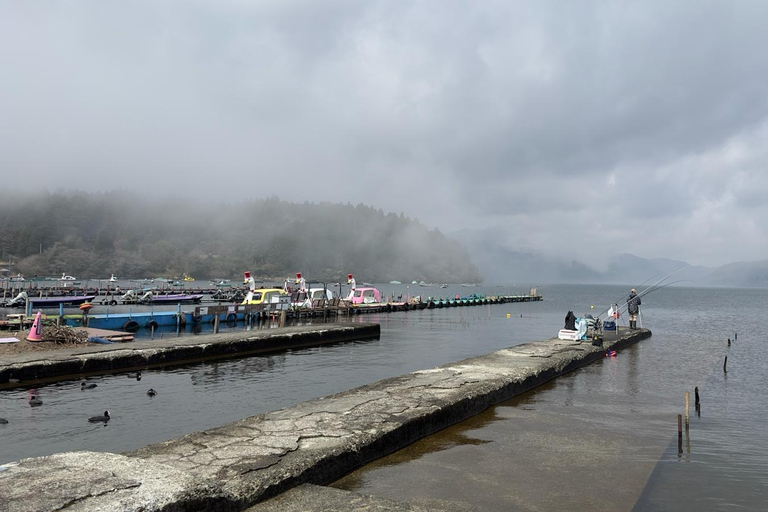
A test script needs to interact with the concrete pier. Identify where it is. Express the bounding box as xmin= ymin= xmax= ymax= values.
xmin=0 ymin=323 xmax=381 ymax=386
xmin=0 ymin=328 xmax=650 ymax=511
